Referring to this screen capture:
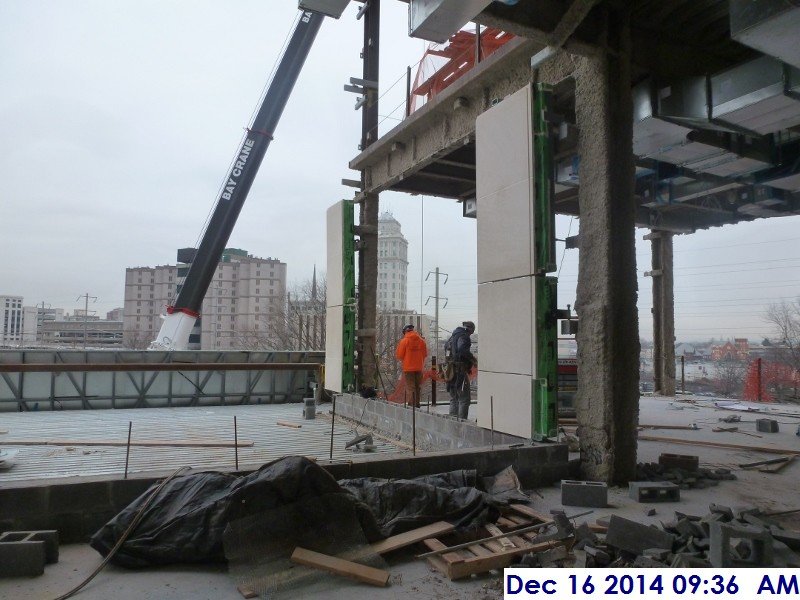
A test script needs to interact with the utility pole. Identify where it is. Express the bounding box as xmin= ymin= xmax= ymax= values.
xmin=76 ymin=293 xmax=97 ymax=350
xmin=425 ymin=268 xmax=448 ymax=359
xmin=38 ymin=301 xmax=51 ymax=342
